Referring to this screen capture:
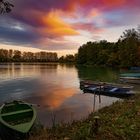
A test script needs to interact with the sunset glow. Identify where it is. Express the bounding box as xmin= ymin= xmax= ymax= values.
xmin=0 ymin=0 xmax=140 ymax=56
